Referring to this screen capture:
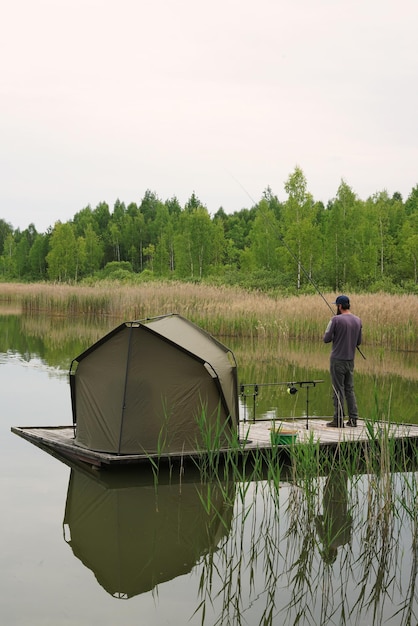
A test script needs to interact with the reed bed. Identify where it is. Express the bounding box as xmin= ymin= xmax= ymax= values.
xmin=8 ymin=313 xmax=417 ymax=383
xmin=186 ymin=403 xmax=418 ymax=626
xmin=235 ymin=338 xmax=418 ymax=382
xmin=1 ymin=281 xmax=417 ymax=351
